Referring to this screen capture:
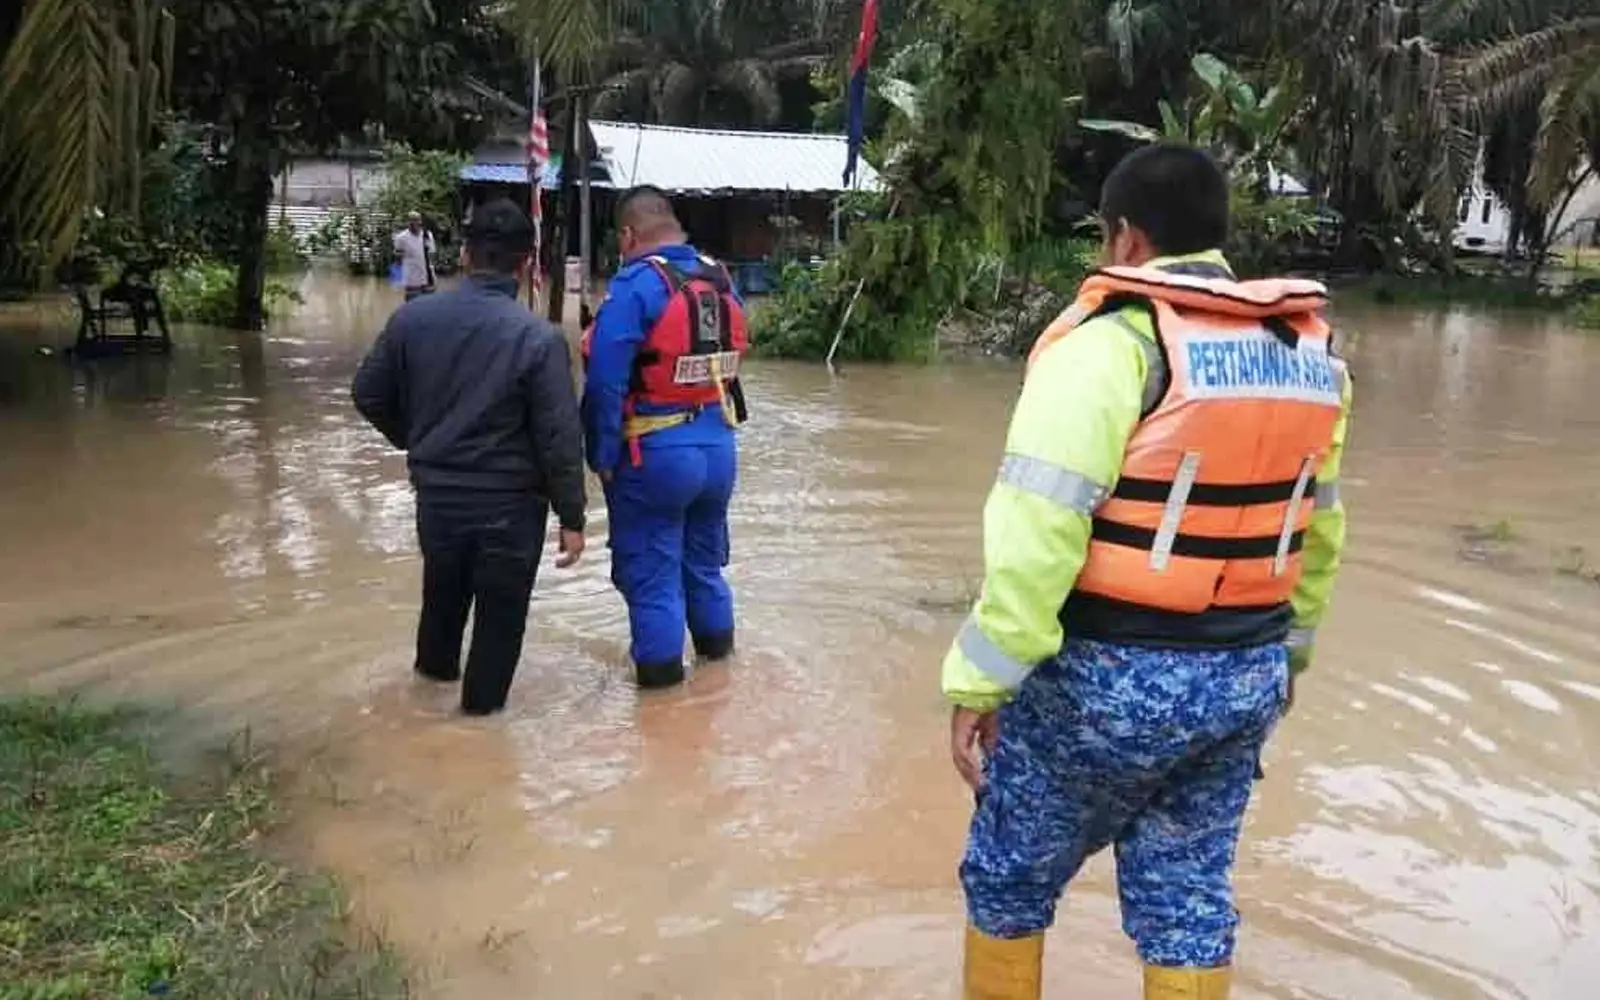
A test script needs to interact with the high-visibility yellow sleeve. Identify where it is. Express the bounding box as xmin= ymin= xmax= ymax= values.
xmin=941 ymin=311 xmax=1149 ymax=710
xmin=1288 ymin=360 xmax=1354 ymax=677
